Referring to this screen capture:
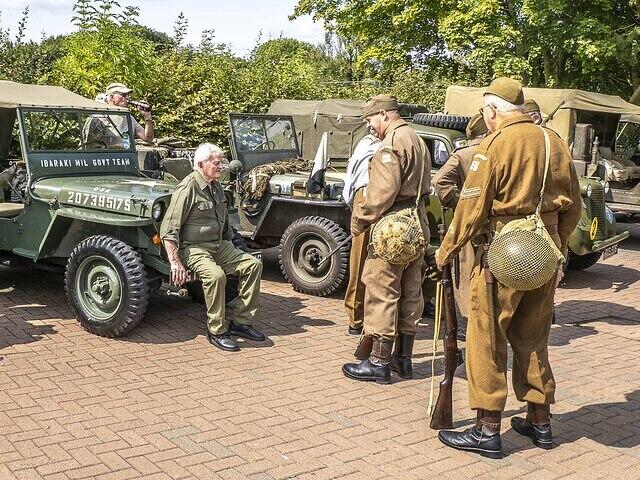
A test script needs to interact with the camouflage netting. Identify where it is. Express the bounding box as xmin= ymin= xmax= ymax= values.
xmin=241 ymin=157 xmax=311 ymax=209
xmin=371 ymin=208 xmax=427 ymax=265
